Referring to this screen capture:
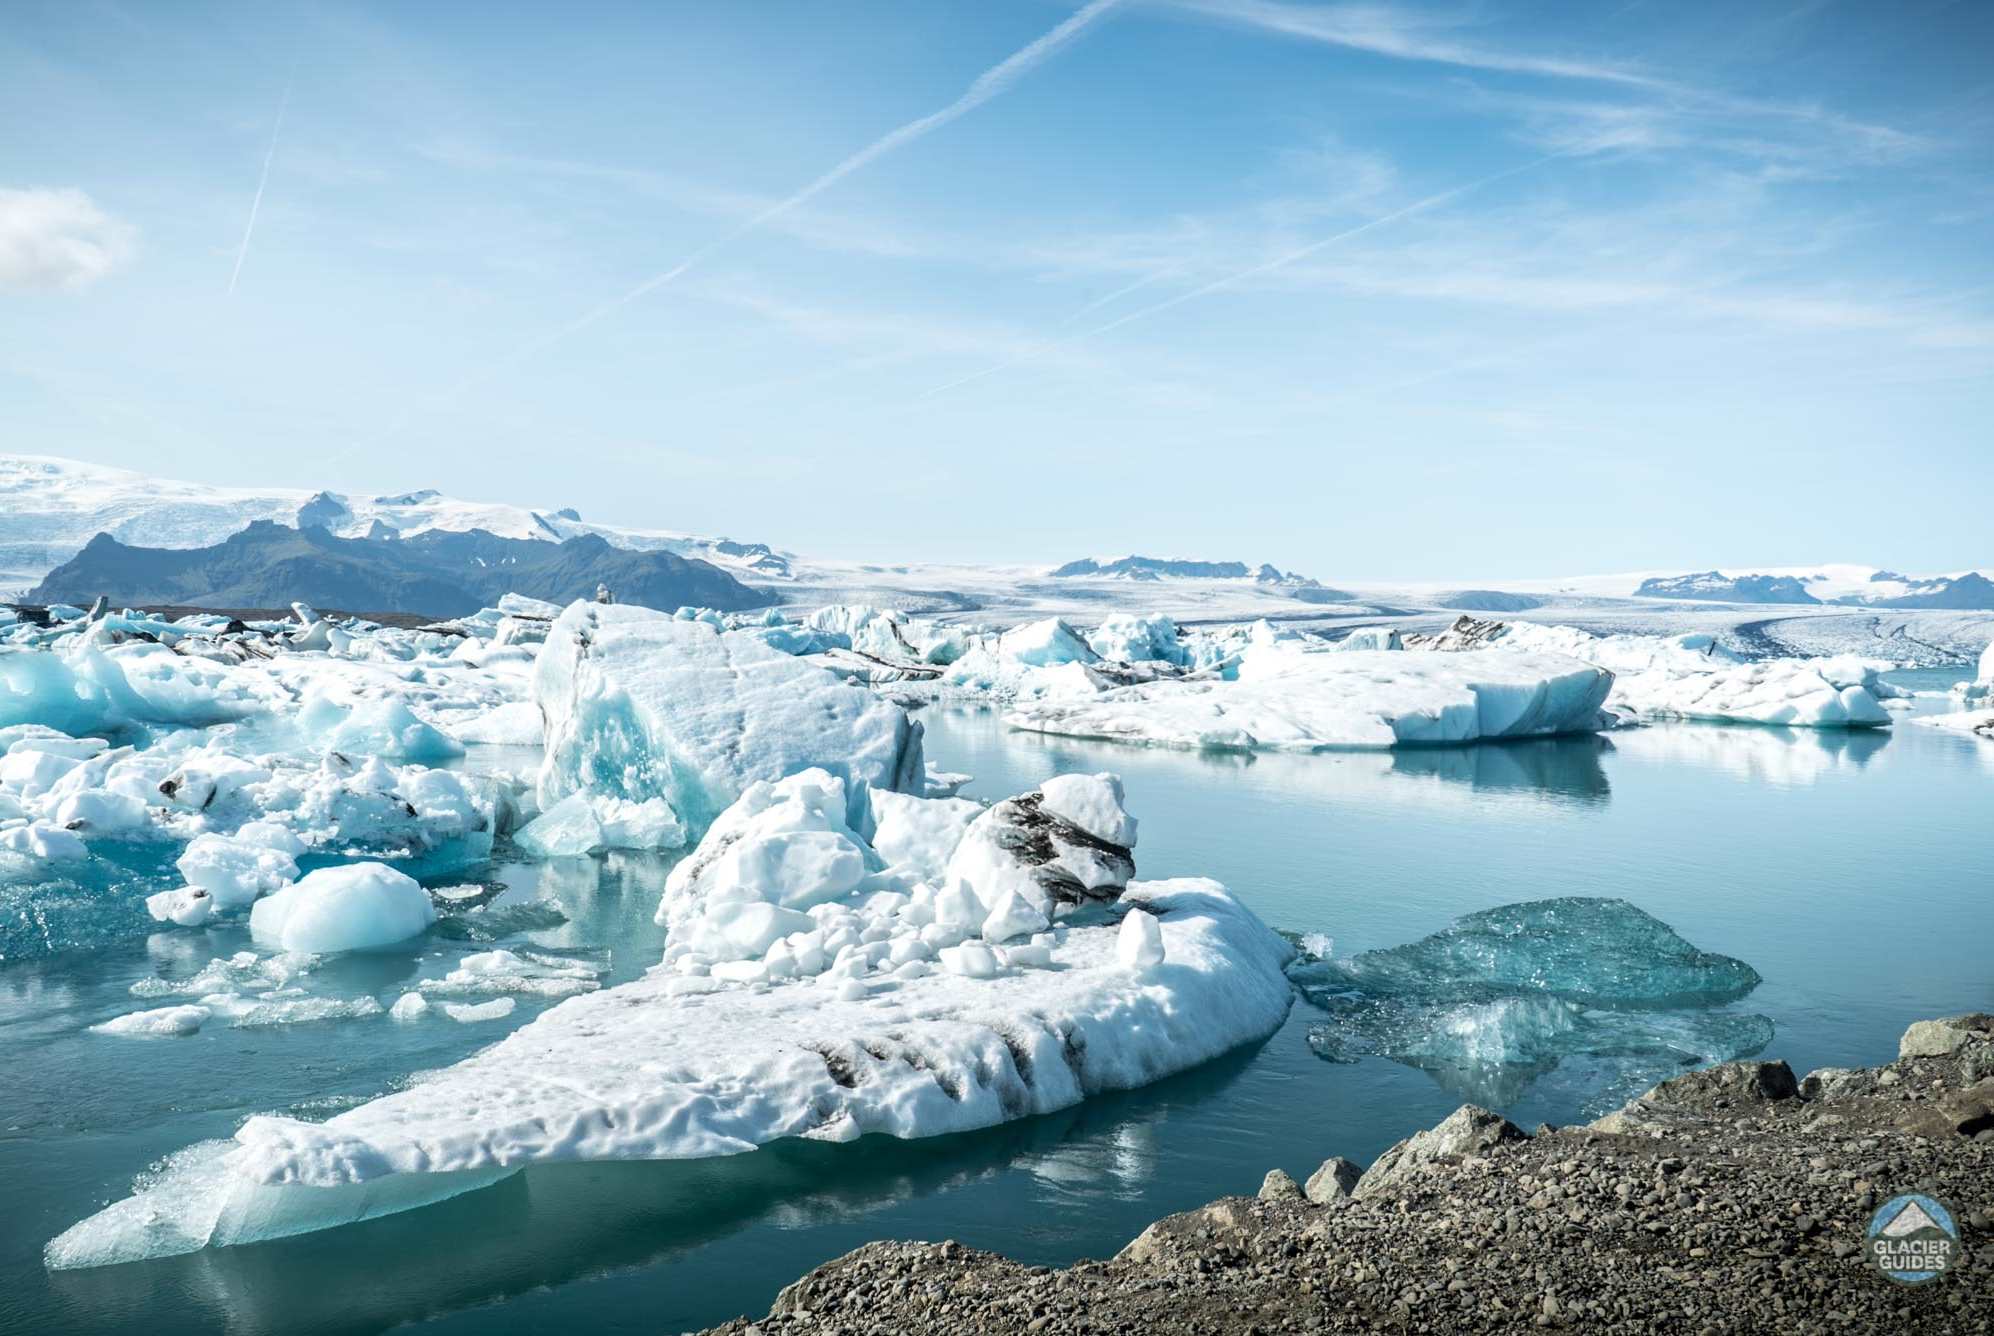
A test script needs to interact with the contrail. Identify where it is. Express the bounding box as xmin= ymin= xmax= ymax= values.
xmin=916 ymin=151 xmax=1564 ymax=398
xmin=919 ymin=265 xmax=1180 ymax=398
xmin=1079 ymin=152 xmax=1562 ymax=338
xmin=410 ymin=0 xmax=1123 ymax=416
xmin=228 ymin=74 xmax=292 ymax=295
